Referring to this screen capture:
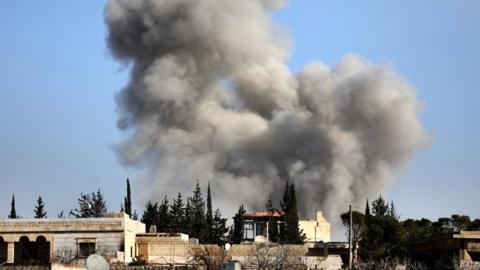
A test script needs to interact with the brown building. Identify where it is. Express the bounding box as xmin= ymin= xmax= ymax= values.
xmin=409 ymin=231 xmax=480 ymax=269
